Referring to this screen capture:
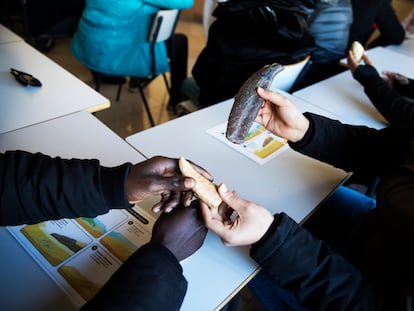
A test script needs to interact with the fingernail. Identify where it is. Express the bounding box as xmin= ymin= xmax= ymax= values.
xmin=219 ymin=183 xmax=228 ymax=192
